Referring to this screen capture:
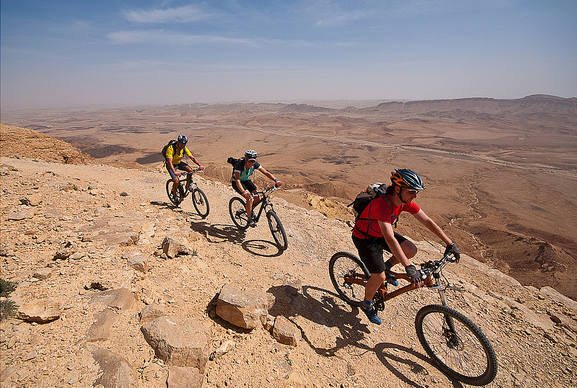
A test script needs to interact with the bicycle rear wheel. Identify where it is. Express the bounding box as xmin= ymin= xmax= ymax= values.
xmin=266 ymin=210 xmax=288 ymax=250
xmin=166 ymin=180 xmax=184 ymax=206
xmin=328 ymin=252 xmax=369 ymax=307
xmin=415 ymin=304 xmax=497 ymax=386
xmin=191 ymin=188 xmax=210 ymax=218
xmin=229 ymin=197 xmax=249 ymax=229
